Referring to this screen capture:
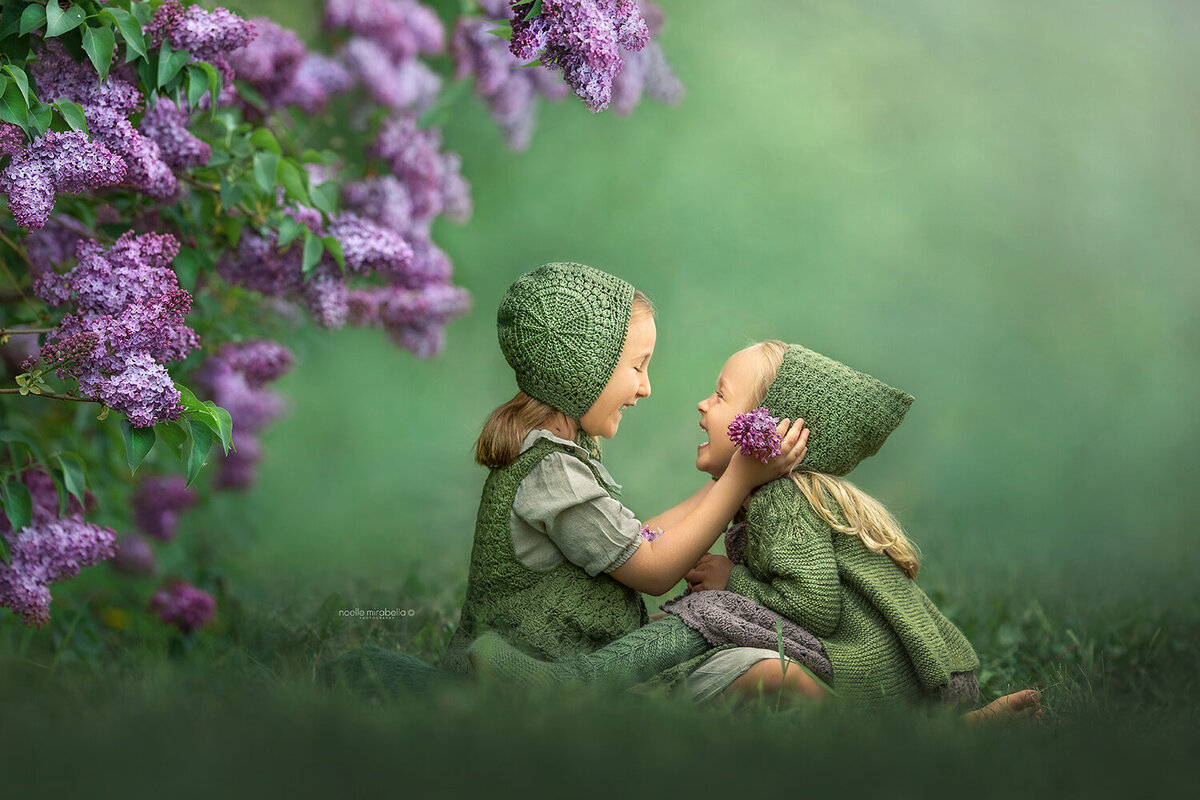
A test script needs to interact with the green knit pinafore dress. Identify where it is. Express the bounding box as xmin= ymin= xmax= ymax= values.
xmin=442 ymin=439 xmax=649 ymax=673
